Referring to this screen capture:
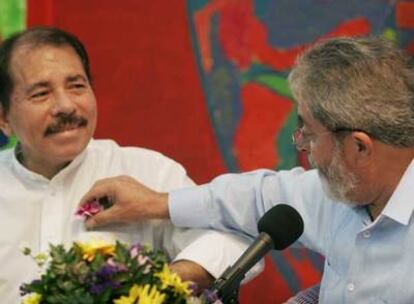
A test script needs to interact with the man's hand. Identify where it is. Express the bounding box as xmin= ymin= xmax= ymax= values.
xmin=78 ymin=175 xmax=170 ymax=229
xmin=170 ymin=260 xmax=215 ymax=294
